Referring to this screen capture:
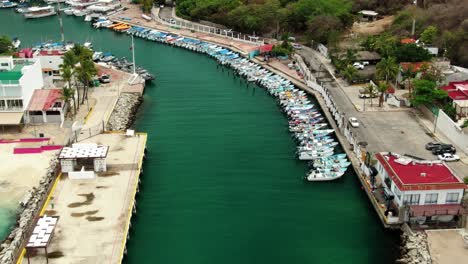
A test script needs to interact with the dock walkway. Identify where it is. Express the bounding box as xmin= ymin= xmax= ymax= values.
xmin=19 ymin=133 xmax=146 ymax=264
